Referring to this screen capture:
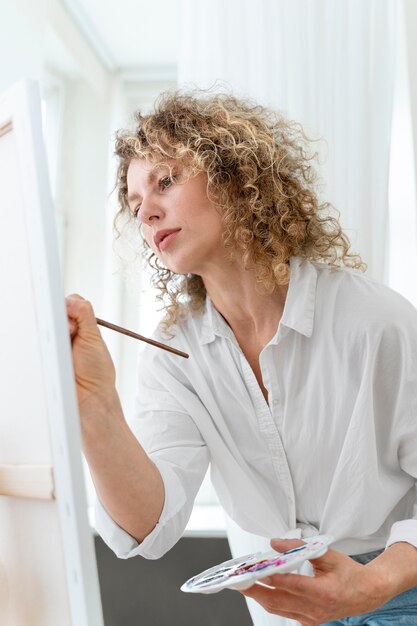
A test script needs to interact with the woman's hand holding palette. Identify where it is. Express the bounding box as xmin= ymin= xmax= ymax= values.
xmin=181 ymin=535 xmax=333 ymax=594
